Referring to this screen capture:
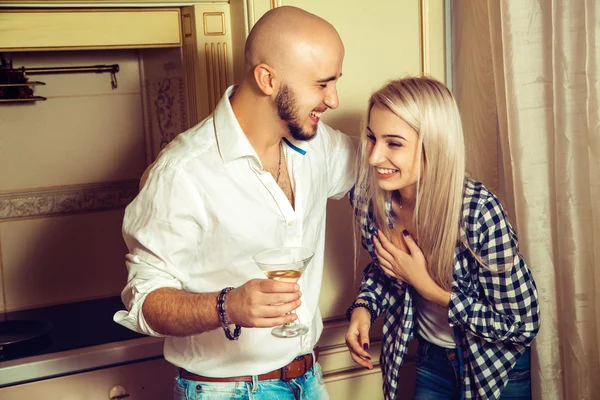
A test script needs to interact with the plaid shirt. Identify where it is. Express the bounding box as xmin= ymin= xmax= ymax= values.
xmin=352 ymin=179 xmax=540 ymax=400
